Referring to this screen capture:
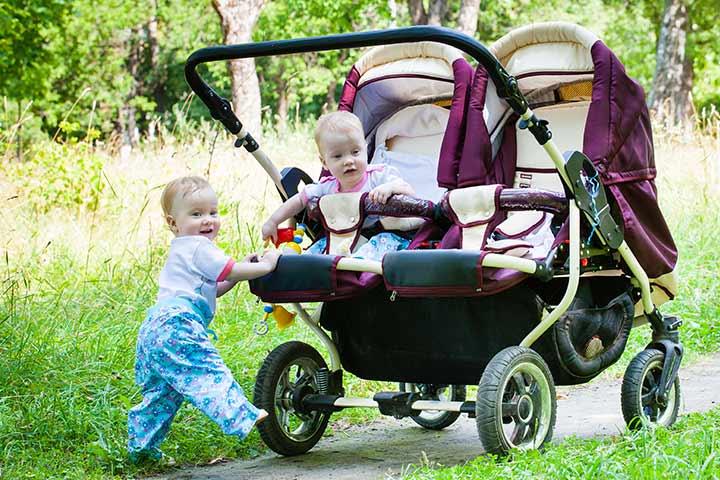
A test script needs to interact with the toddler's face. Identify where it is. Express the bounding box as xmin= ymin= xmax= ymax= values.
xmin=318 ymin=128 xmax=368 ymax=191
xmin=168 ymin=187 xmax=221 ymax=241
